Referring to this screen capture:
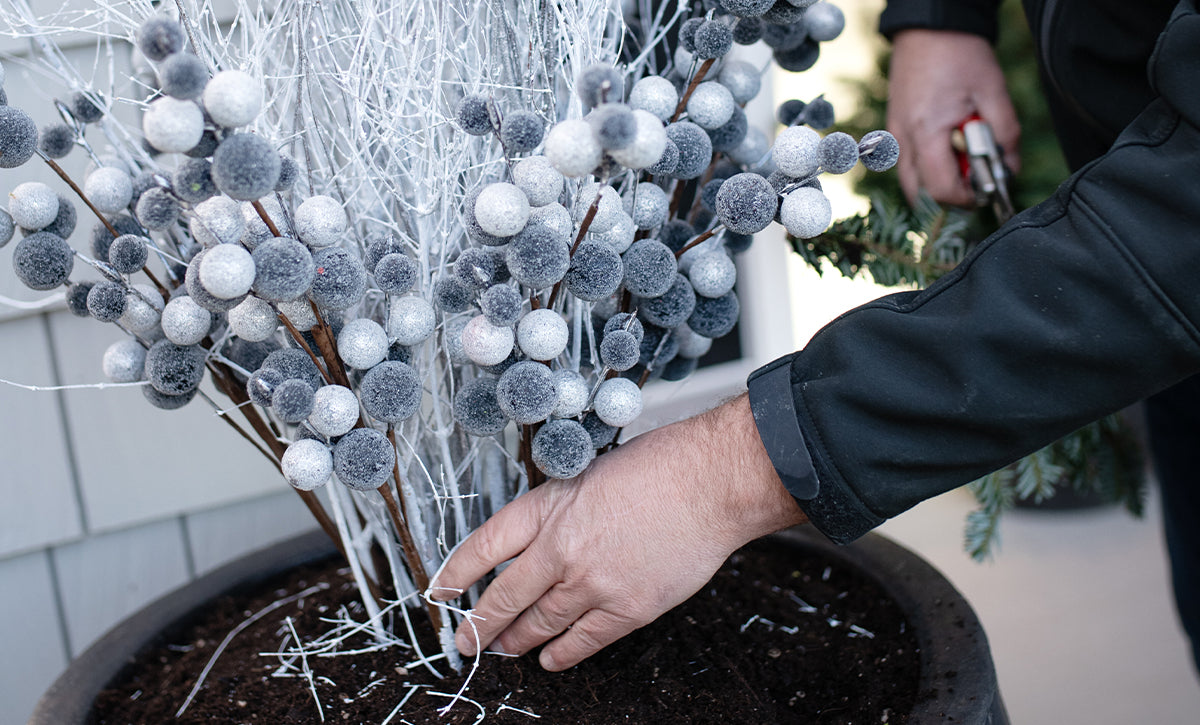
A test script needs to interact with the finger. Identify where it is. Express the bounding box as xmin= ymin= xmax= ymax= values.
xmin=454 ymin=543 xmax=559 ymax=656
xmin=913 ymin=129 xmax=974 ymax=207
xmin=494 ymin=583 xmax=589 ymax=656
xmin=896 ymin=141 xmax=921 ymax=206
xmin=538 ymin=608 xmax=640 ymax=672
